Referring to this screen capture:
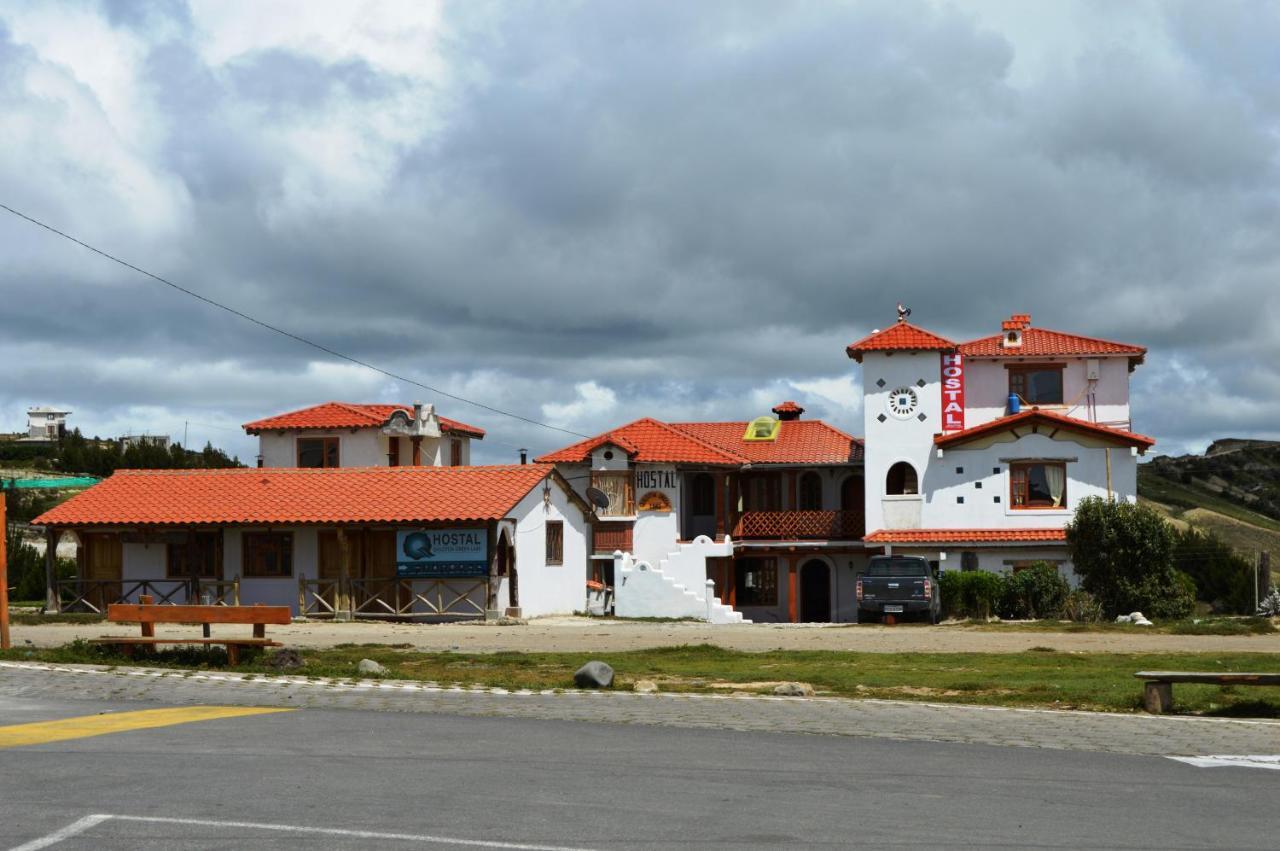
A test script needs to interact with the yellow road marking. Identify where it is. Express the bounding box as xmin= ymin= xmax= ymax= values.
xmin=0 ymin=706 xmax=293 ymax=749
